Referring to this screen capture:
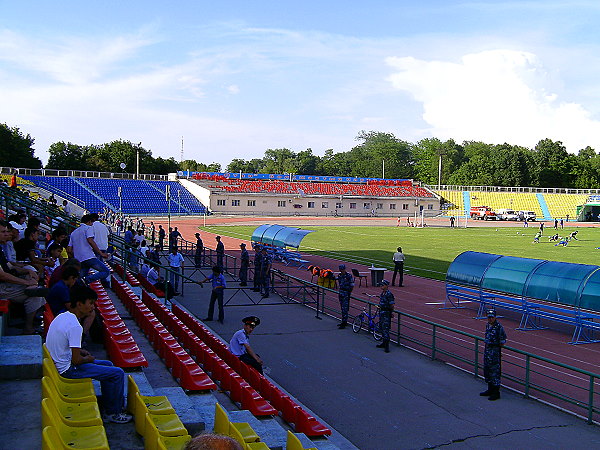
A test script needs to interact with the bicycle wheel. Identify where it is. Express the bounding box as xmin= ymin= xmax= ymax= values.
xmin=372 ymin=322 xmax=383 ymax=341
xmin=352 ymin=314 xmax=364 ymax=333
